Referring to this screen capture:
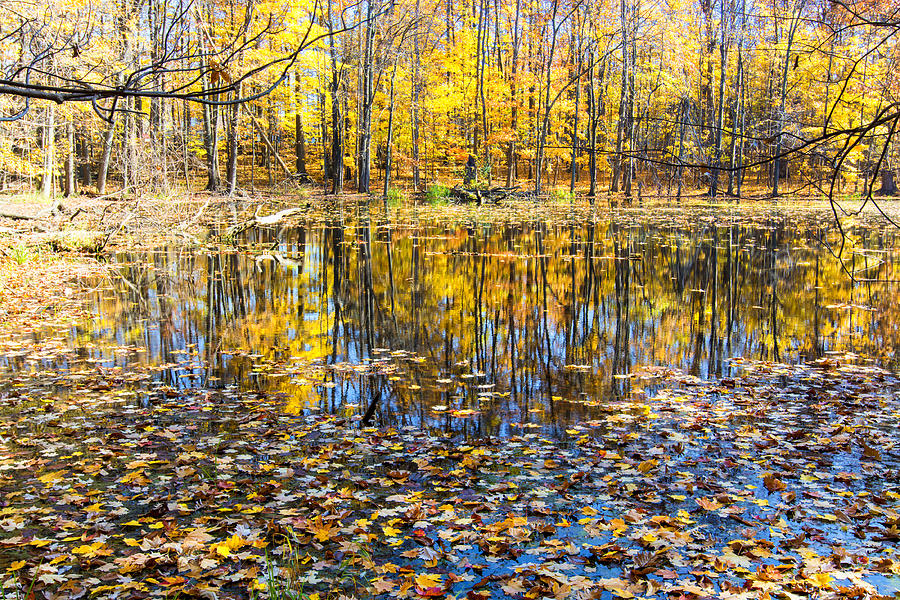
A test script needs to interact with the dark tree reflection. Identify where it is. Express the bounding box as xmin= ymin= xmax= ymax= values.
xmin=63 ymin=216 xmax=900 ymax=436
